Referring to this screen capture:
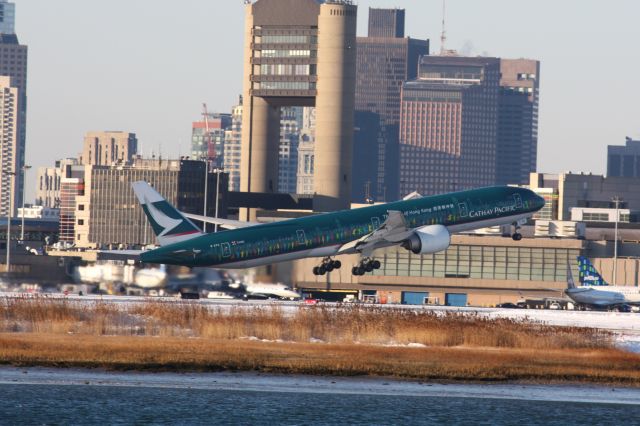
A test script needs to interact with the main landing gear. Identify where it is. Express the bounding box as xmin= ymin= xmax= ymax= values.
xmin=512 ymin=221 xmax=523 ymax=241
xmin=351 ymin=258 xmax=381 ymax=276
xmin=313 ymin=257 xmax=342 ymax=276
